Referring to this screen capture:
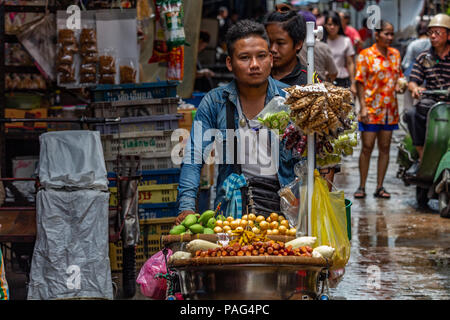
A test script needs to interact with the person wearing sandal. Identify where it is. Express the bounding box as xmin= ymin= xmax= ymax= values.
xmin=354 ymin=20 xmax=405 ymax=199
